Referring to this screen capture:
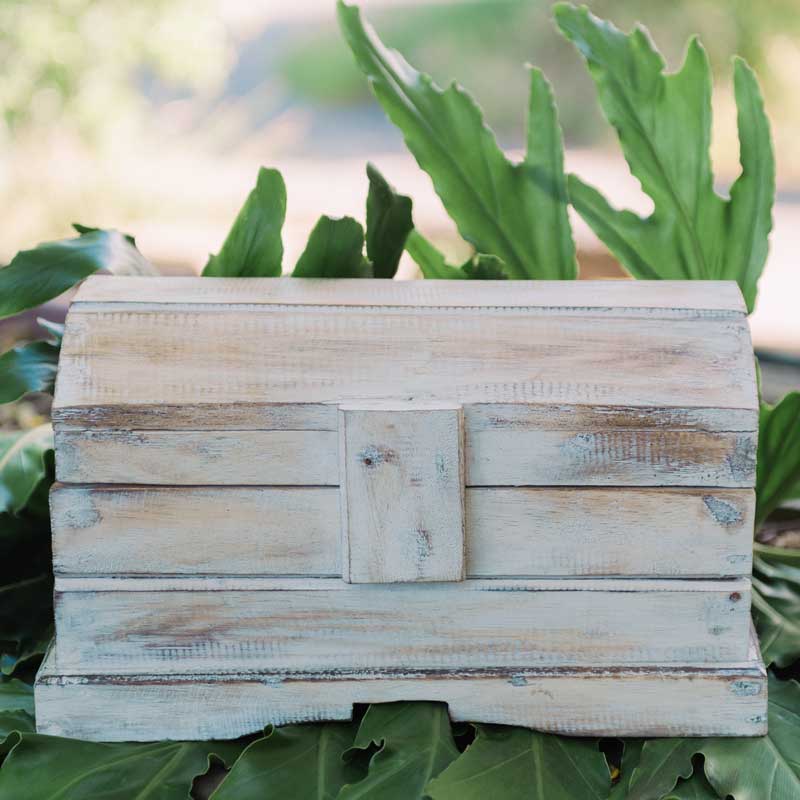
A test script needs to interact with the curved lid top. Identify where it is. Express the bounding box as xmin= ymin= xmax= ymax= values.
xmin=53 ymin=277 xmax=757 ymax=429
